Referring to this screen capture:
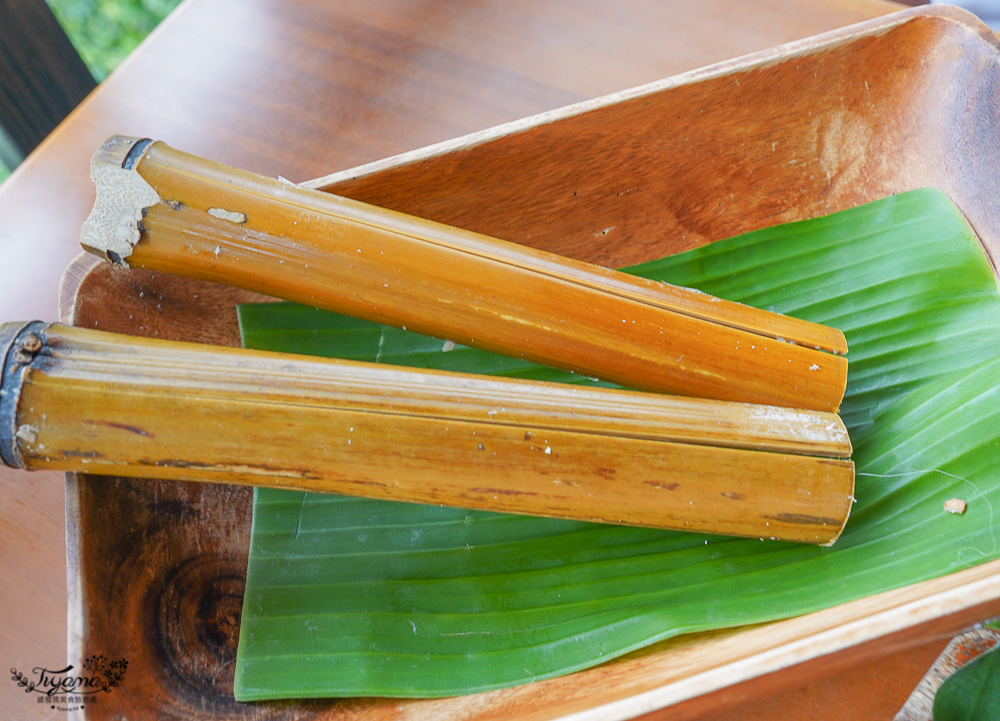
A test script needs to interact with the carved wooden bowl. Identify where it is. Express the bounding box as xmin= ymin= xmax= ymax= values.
xmin=63 ymin=7 xmax=1000 ymax=719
